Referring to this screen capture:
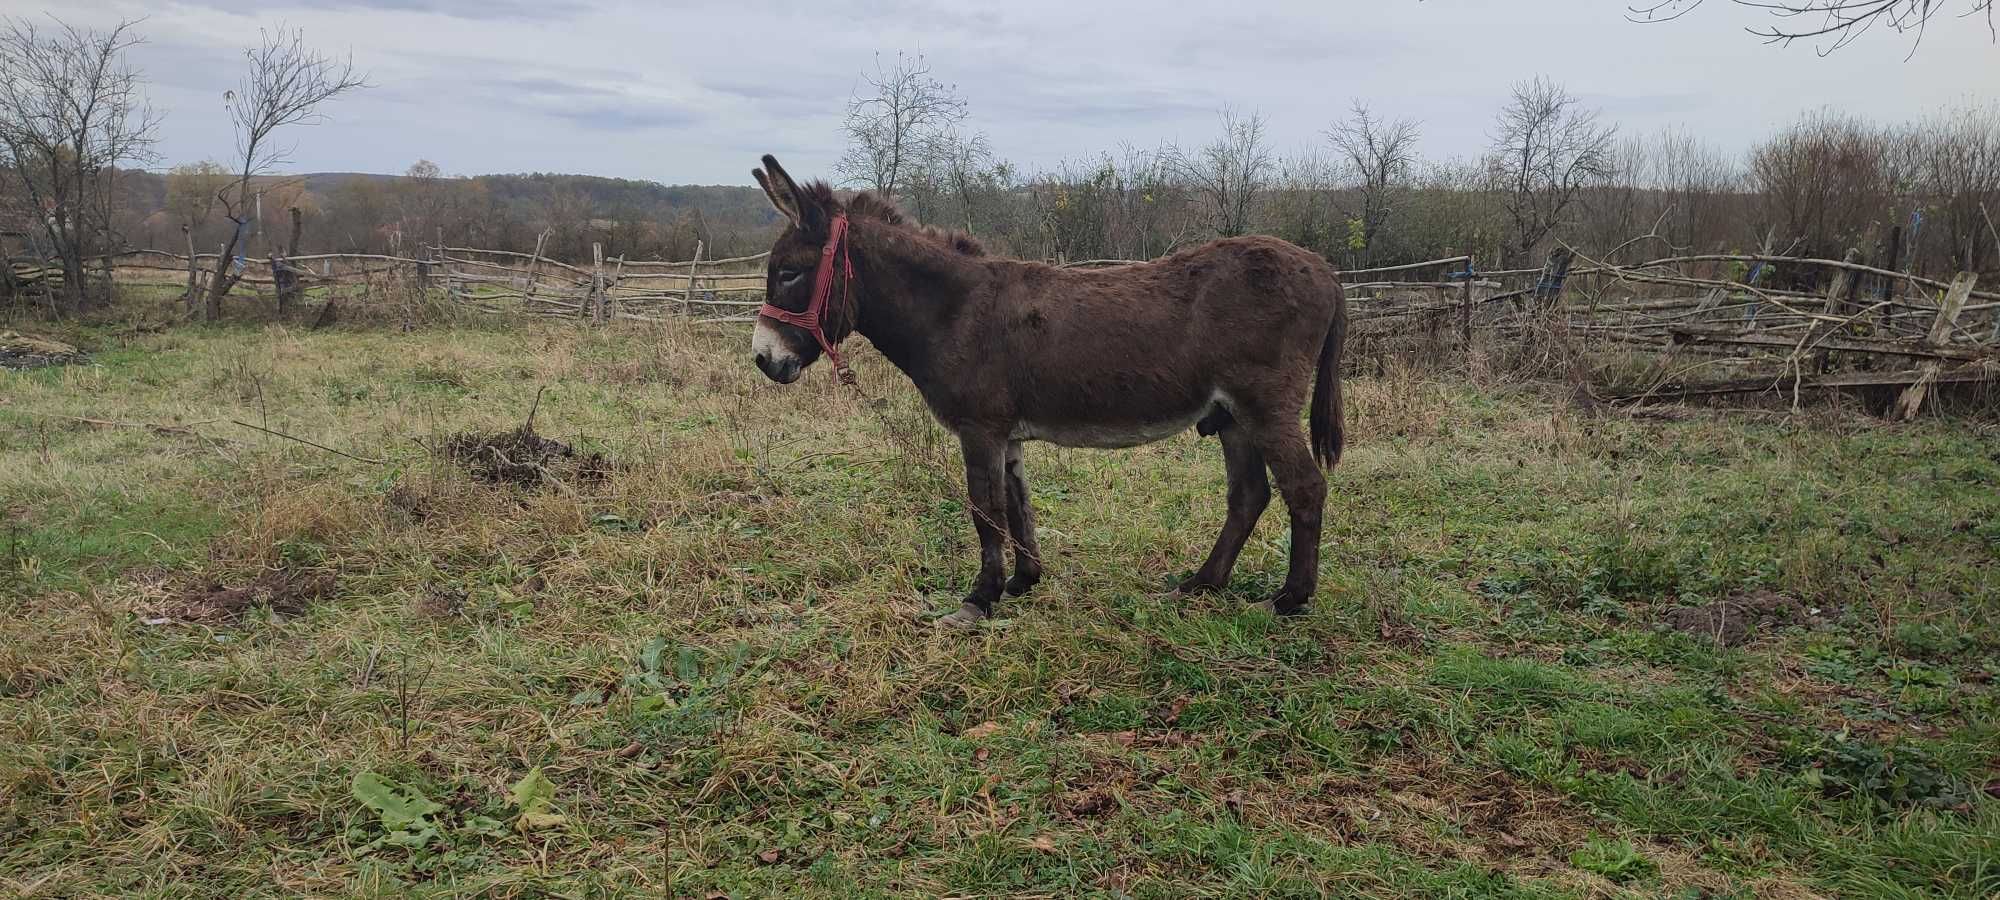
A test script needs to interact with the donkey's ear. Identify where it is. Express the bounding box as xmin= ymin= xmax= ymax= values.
xmin=753 ymin=167 xmax=798 ymax=224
